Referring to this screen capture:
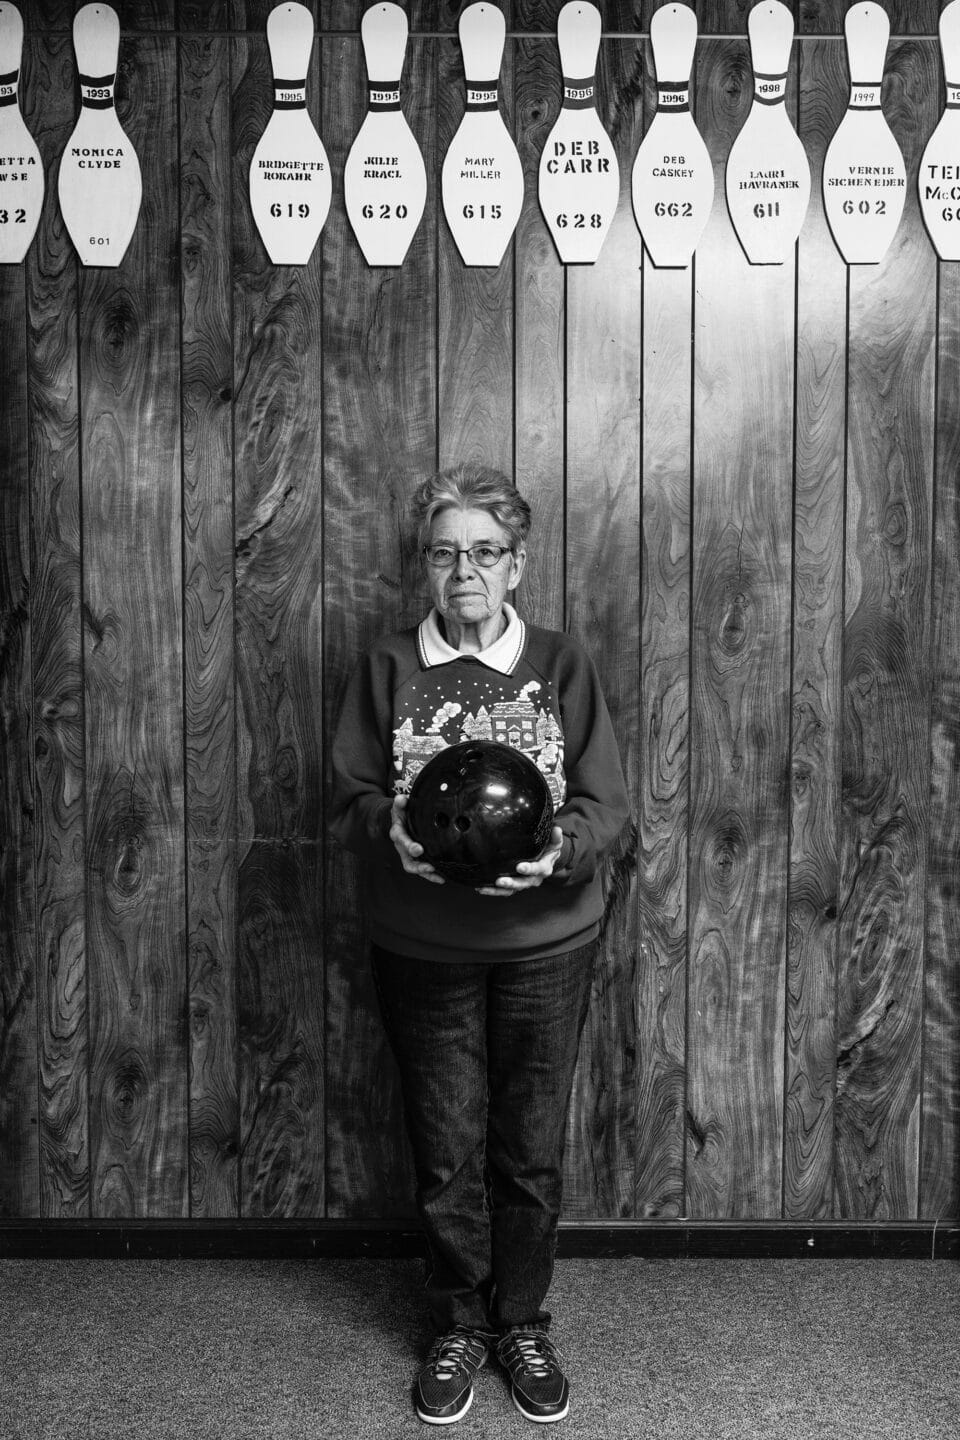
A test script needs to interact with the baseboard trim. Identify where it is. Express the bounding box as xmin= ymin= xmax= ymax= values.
xmin=1 ymin=1220 xmax=956 ymax=1260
